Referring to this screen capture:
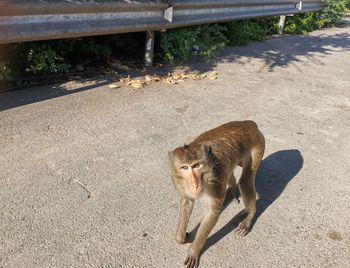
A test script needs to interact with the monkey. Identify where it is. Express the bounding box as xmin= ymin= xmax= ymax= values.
xmin=169 ymin=120 xmax=265 ymax=268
